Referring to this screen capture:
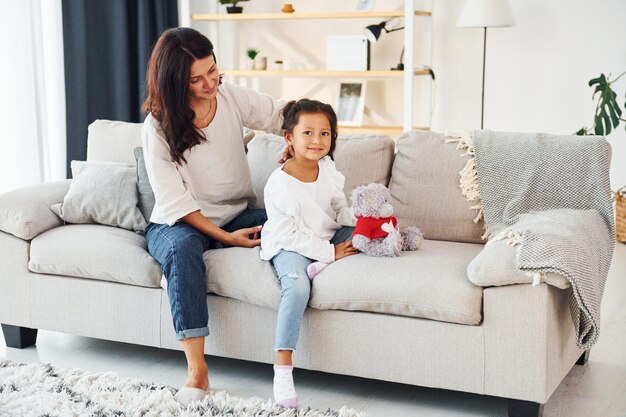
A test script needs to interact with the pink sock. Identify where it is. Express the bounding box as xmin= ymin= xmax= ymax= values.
xmin=306 ymin=262 xmax=329 ymax=280
xmin=273 ymin=365 xmax=298 ymax=408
